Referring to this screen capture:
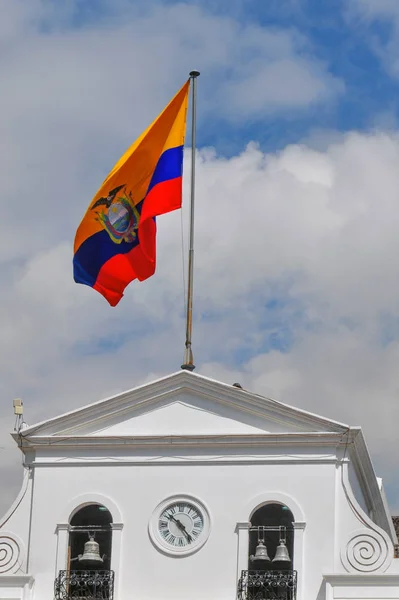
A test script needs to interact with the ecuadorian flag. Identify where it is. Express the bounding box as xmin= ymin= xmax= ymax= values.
xmin=73 ymin=80 xmax=190 ymax=306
